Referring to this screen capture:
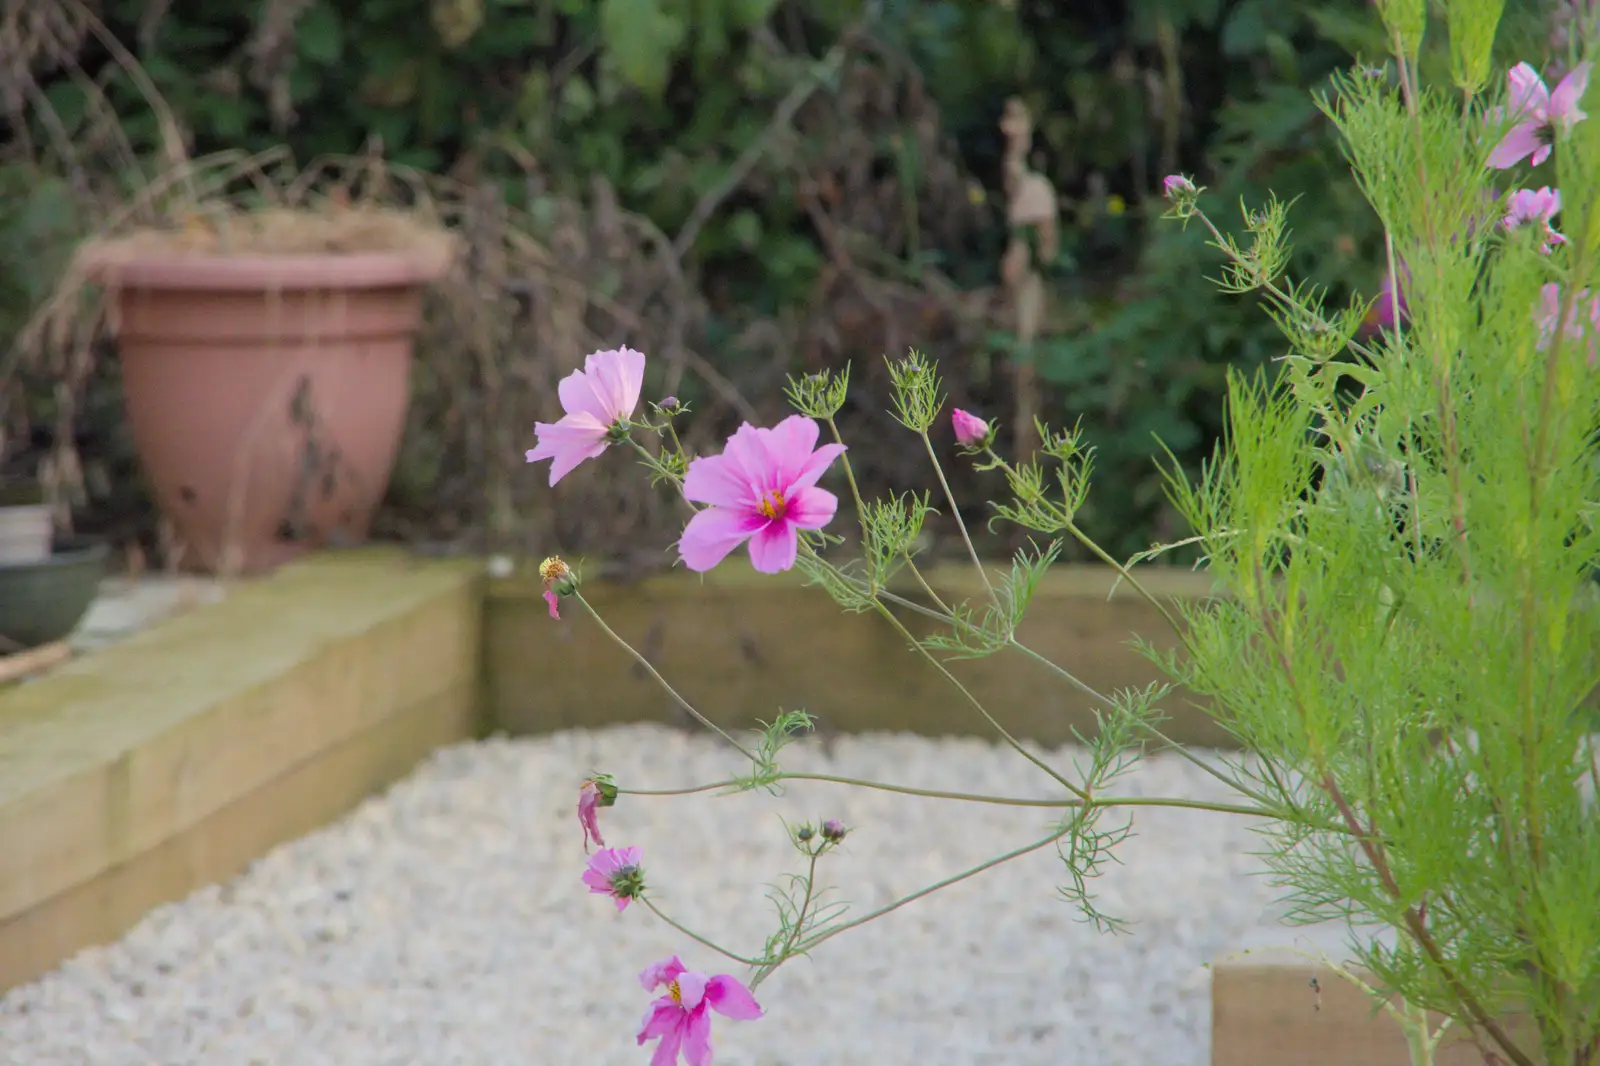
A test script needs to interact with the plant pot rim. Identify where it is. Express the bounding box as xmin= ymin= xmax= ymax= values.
xmin=0 ymin=535 xmax=110 ymax=575
xmin=80 ymin=244 xmax=452 ymax=293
